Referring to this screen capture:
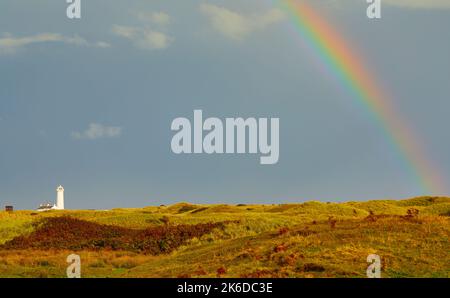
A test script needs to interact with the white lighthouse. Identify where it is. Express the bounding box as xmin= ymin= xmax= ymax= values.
xmin=37 ymin=185 xmax=66 ymax=211
xmin=55 ymin=185 xmax=65 ymax=210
